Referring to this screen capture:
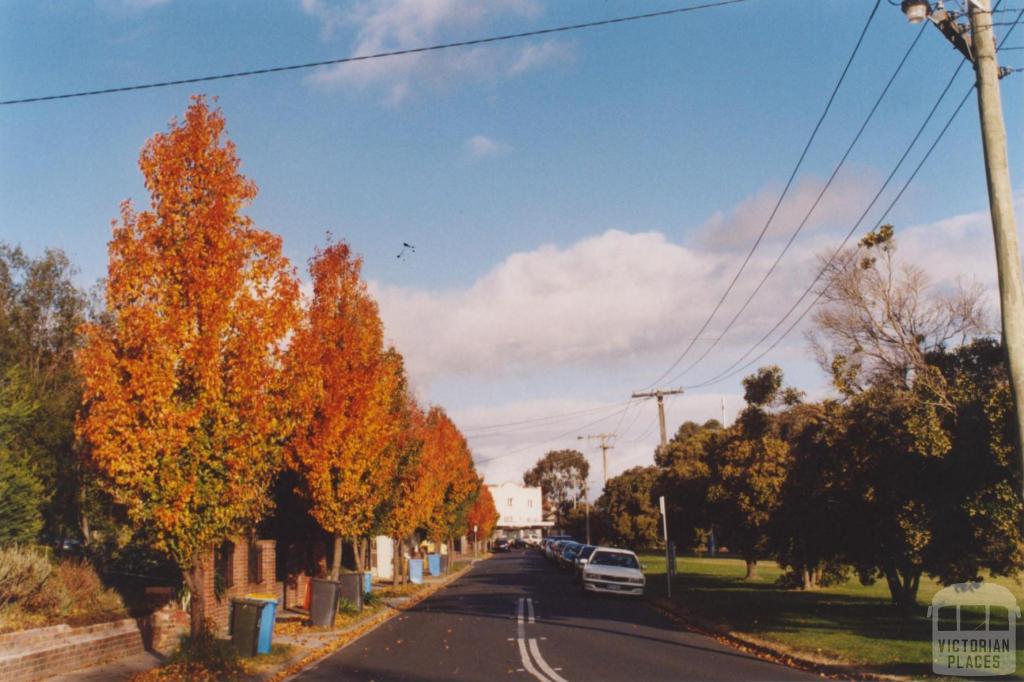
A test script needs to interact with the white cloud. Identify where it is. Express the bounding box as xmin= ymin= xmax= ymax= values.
xmin=465 ymin=134 xmax=509 ymax=159
xmin=373 ymin=179 xmax=1015 ymax=394
xmin=372 ymin=187 xmax=1019 ymax=485
xmin=372 ymin=228 xmax=811 ymax=384
xmin=300 ymin=0 xmax=573 ymax=102
xmin=693 ymin=170 xmax=880 ymax=252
